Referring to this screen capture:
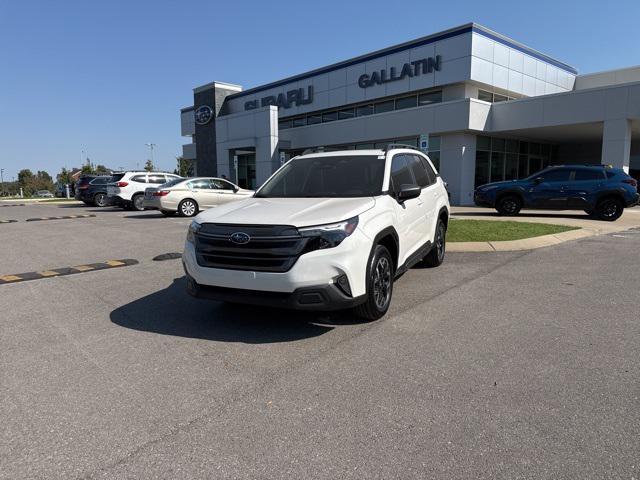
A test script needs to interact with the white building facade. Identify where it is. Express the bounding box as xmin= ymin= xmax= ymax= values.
xmin=181 ymin=23 xmax=640 ymax=205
